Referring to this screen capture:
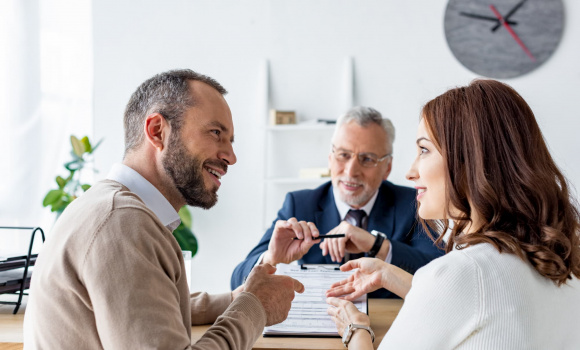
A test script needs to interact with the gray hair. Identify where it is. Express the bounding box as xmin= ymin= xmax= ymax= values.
xmin=123 ymin=69 xmax=227 ymax=155
xmin=333 ymin=106 xmax=395 ymax=154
